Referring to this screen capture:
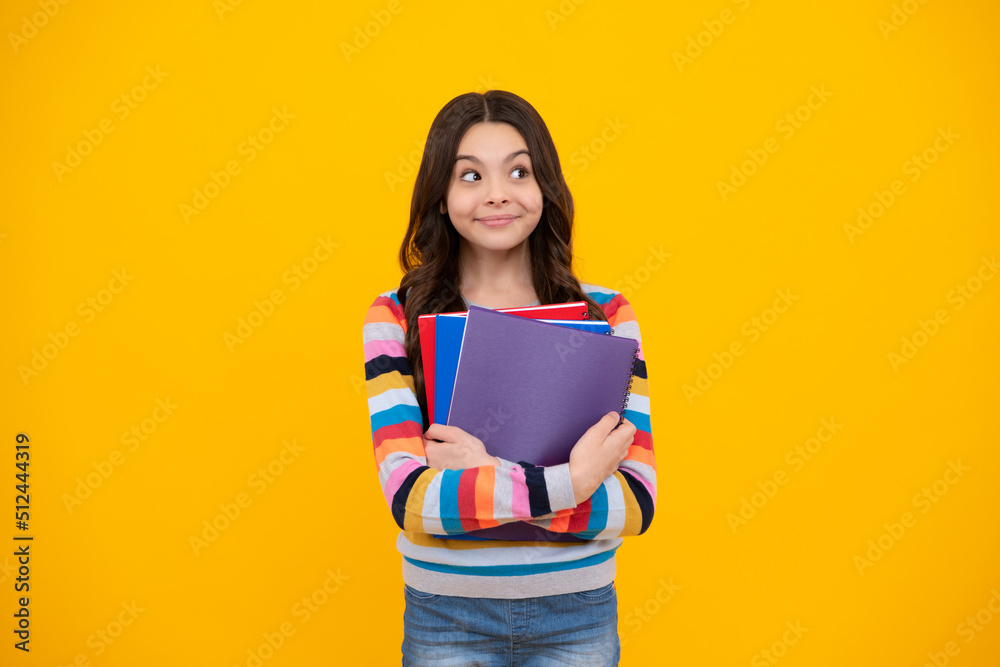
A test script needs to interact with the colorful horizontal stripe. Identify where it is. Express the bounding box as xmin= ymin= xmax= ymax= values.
xmin=403 ymin=546 xmax=617 ymax=577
